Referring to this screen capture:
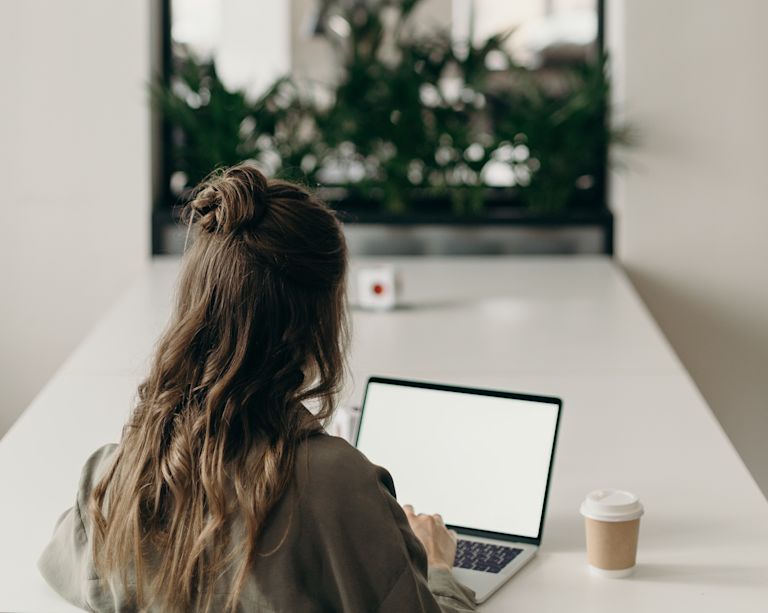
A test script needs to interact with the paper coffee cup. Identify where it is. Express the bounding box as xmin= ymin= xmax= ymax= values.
xmin=580 ymin=490 xmax=644 ymax=578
